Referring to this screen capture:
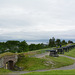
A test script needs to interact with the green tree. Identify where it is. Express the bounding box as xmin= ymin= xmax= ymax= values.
xmin=0 ymin=42 xmax=7 ymax=53
xmin=36 ymin=44 xmax=42 ymax=49
xmin=68 ymin=40 xmax=73 ymax=43
xmin=6 ymin=40 xmax=20 ymax=52
xmin=29 ymin=44 xmax=36 ymax=51
xmin=49 ymin=37 xmax=55 ymax=47
xmin=19 ymin=40 xmax=29 ymax=52
xmin=61 ymin=40 xmax=67 ymax=45
xmin=56 ymin=39 xmax=61 ymax=46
